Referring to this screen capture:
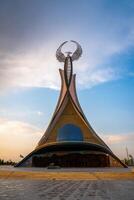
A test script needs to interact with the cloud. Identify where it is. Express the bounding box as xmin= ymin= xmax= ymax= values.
xmin=0 ymin=18 xmax=133 ymax=92
xmin=0 ymin=118 xmax=42 ymax=135
xmin=102 ymin=134 xmax=134 ymax=144
xmin=100 ymin=133 xmax=134 ymax=159
xmin=0 ymin=49 xmax=61 ymax=91
xmin=0 ymin=117 xmax=133 ymax=161
xmin=37 ymin=111 xmax=44 ymax=116
xmin=0 ymin=42 xmax=123 ymax=92
xmin=0 ymin=1 xmax=134 ymax=91
xmin=0 ymin=118 xmax=43 ymax=161
xmin=76 ymin=66 xmax=118 ymax=89
xmin=0 ymin=109 xmax=44 ymax=124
